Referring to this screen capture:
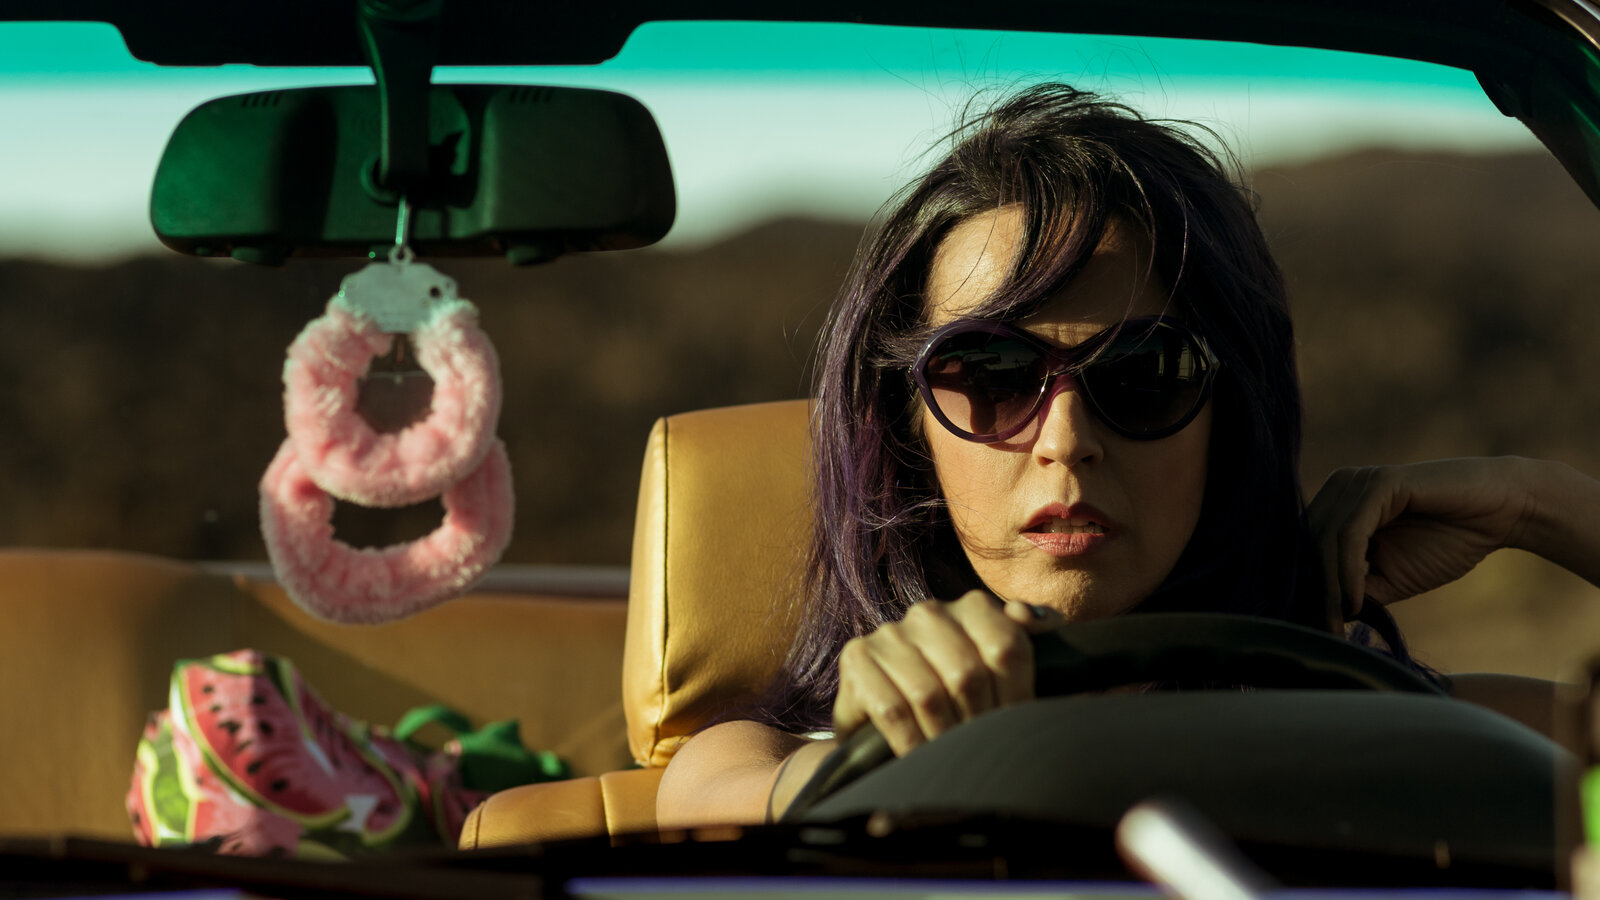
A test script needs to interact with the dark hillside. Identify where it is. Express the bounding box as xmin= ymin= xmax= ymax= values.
xmin=0 ymin=218 xmax=860 ymax=563
xmin=1256 ymin=149 xmax=1600 ymax=481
